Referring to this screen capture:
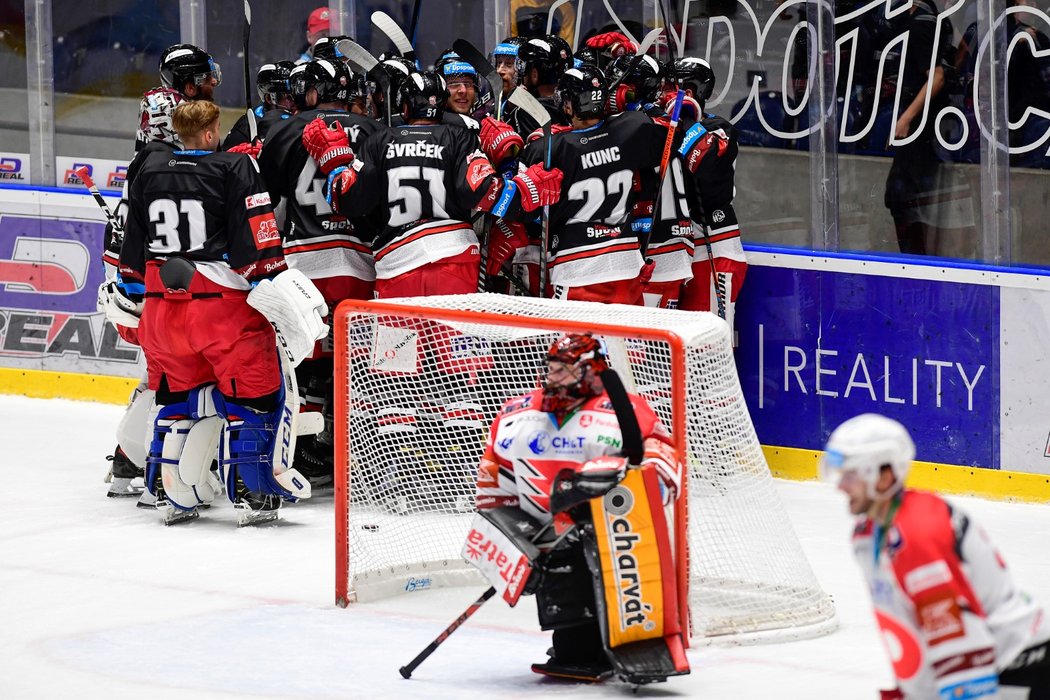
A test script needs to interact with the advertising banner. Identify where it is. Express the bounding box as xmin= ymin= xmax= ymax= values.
xmin=0 ymin=186 xmax=143 ymax=378
xmin=736 ymin=249 xmax=1050 ymax=475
